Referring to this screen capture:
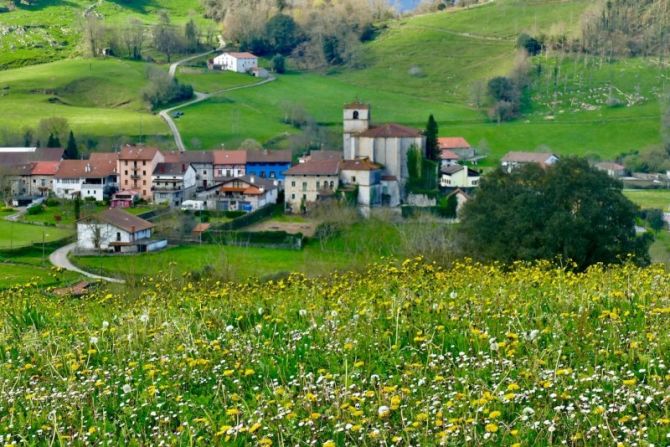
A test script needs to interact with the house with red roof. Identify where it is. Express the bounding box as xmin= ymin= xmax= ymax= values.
xmin=196 ymin=175 xmax=279 ymax=212
xmin=54 ymin=156 xmax=118 ymax=201
xmin=211 ymin=52 xmax=258 ymax=73
xmin=438 ymin=137 xmax=475 ymax=160
xmin=30 ymin=161 xmax=60 ymax=196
